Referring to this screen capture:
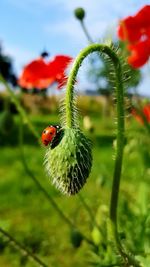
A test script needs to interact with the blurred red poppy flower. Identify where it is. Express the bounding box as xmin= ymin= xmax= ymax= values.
xmin=127 ymin=39 xmax=150 ymax=68
xmin=18 ymin=55 xmax=73 ymax=90
xmin=117 ymin=5 xmax=150 ymax=68
xmin=132 ymin=104 xmax=150 ymax=124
